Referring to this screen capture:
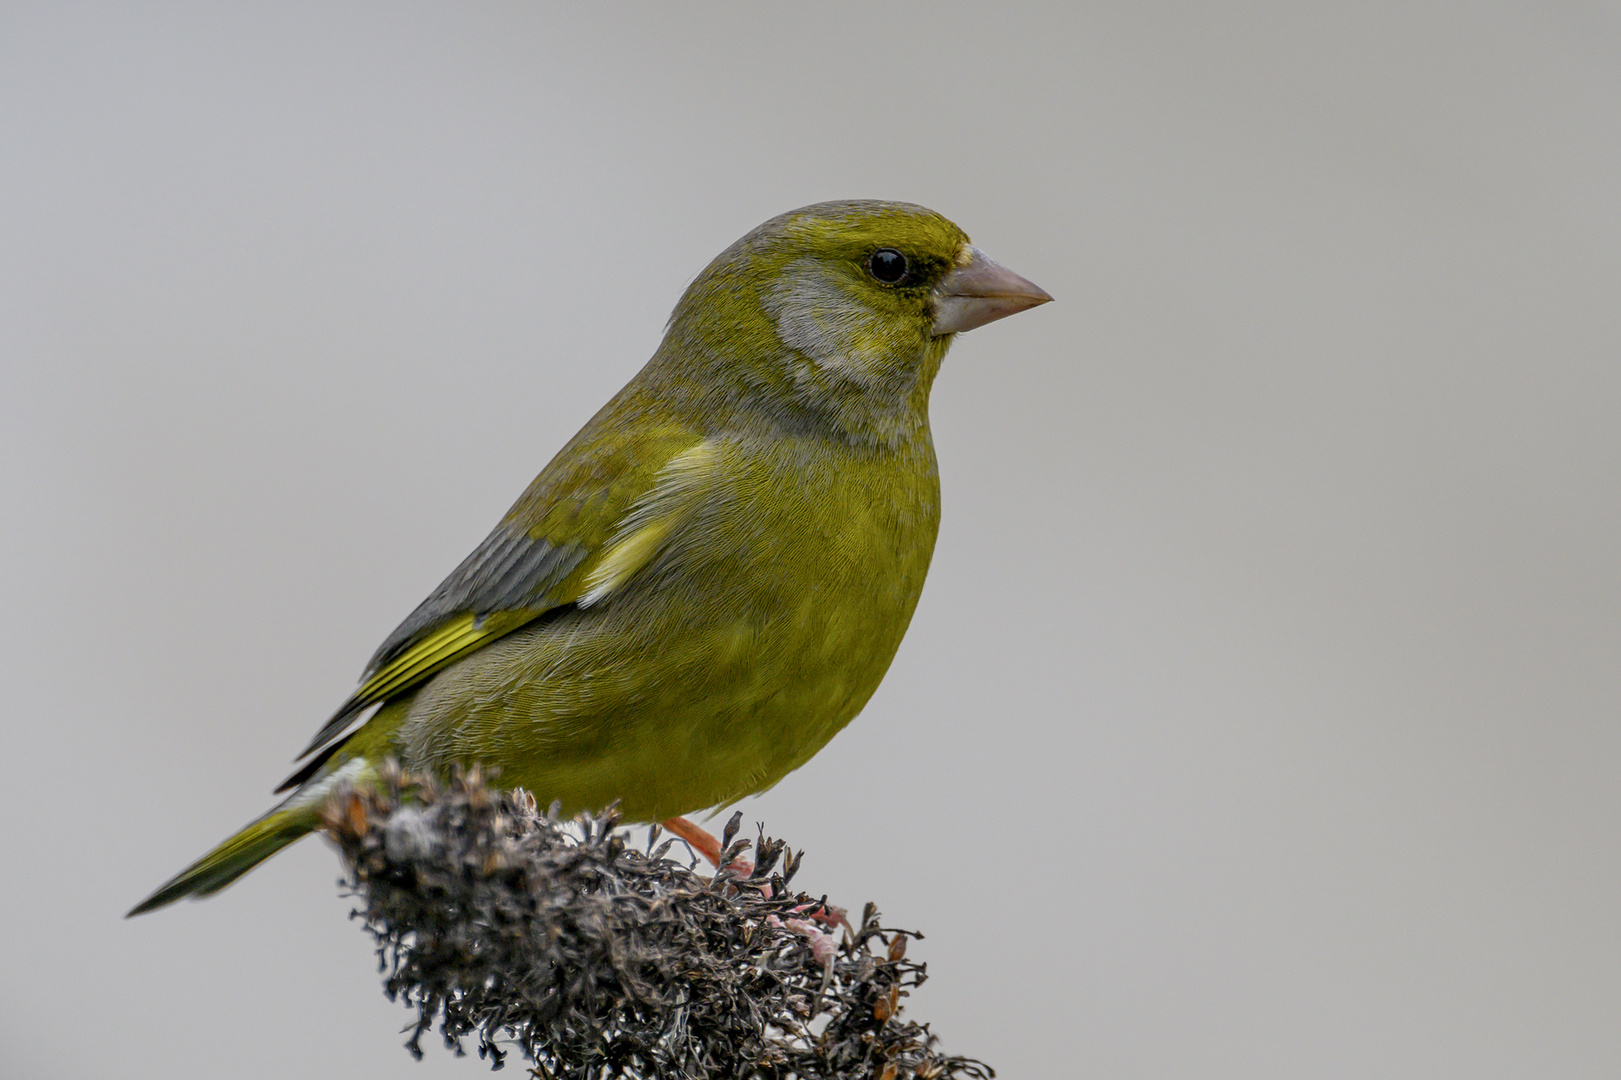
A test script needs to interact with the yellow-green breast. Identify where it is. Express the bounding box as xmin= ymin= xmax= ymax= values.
xmin=390 ymin=431 xmax=940 ymax=821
